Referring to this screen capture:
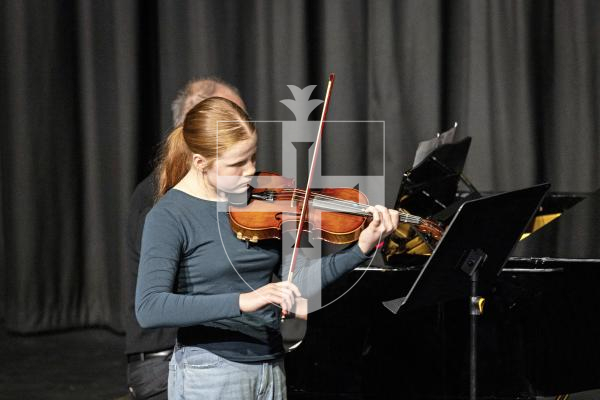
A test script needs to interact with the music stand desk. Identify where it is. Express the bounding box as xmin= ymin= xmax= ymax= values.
xmin=383 ymin=183 xmax=550 ymax=400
